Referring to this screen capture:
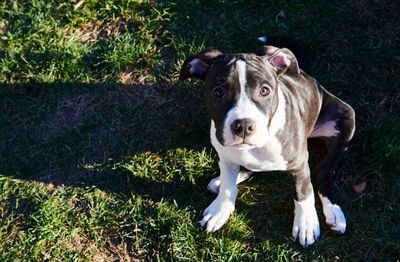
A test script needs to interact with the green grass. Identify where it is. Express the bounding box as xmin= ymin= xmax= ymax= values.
xmin=1 ymin=0 xmax=399 ymax=260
